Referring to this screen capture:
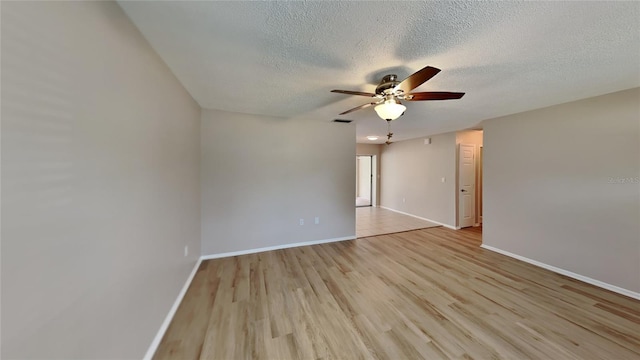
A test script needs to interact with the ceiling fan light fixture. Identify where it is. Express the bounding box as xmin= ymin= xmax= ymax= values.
xmin=332 ymin=66 xmax=463 ymax=121
xmin=374 ymin=100 xmax=406 ymax=121
xmin=366 ymin=136 xmax=379 ymax=141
